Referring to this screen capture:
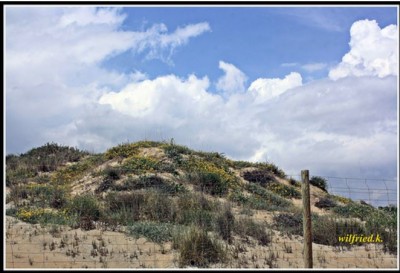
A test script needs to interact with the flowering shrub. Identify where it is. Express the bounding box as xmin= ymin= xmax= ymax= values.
xmin=266 ymin=182 xmax=301 ymax=199
xmin=16 ymin=207 xmax=70 ymax=224
xmin=185 ymin=156 xmax=239 ymax=190
xmin=122 ymin=155 xmax=159 ymax=175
